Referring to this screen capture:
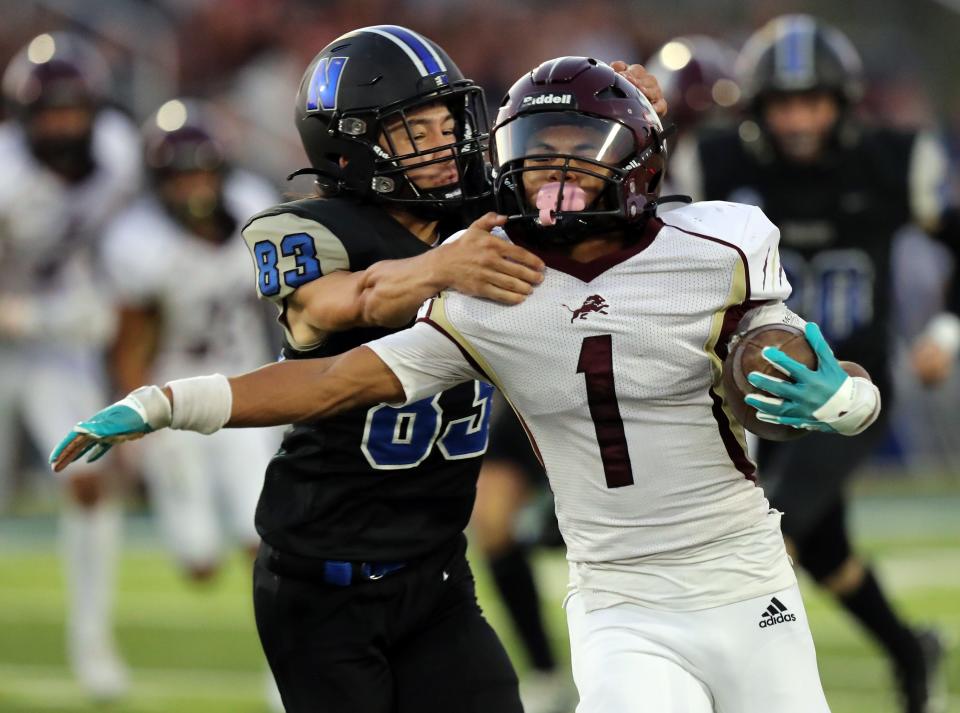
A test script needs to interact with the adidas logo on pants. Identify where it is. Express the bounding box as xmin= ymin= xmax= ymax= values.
xmin=758 ymin=596 xmax=797 ymax=628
